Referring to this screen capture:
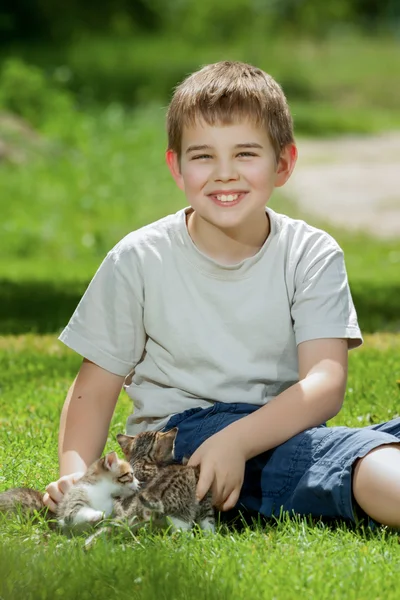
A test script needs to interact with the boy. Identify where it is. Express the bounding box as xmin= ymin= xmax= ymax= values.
xmin=44 ymin=61 xmax=400 ymax=527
